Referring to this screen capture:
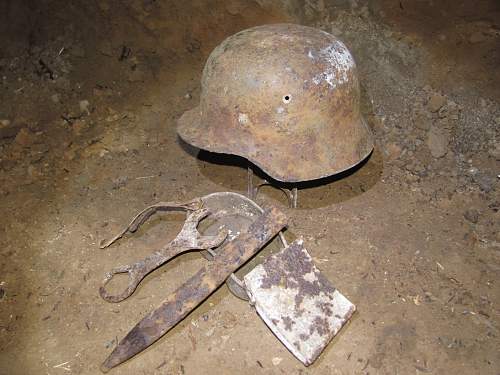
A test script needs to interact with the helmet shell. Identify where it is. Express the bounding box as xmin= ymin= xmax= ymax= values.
xmin=177 ymin=23 xmax=374 ymax=182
